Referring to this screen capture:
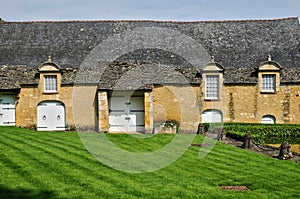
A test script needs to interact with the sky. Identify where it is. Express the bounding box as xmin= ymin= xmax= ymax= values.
xmin=0 ymin=0 xmax=300 ymax=22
